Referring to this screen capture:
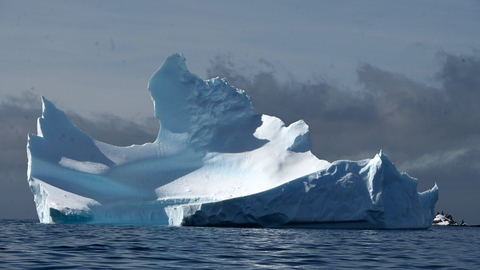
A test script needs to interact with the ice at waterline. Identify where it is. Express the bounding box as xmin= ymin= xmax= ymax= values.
xmin=27 ymin=54 xmax=438 ymax=229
